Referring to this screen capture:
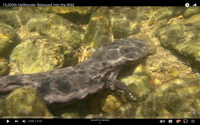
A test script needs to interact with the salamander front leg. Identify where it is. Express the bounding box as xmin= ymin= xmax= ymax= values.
xmin=107 ymin=77 xmax=133 ymax=98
